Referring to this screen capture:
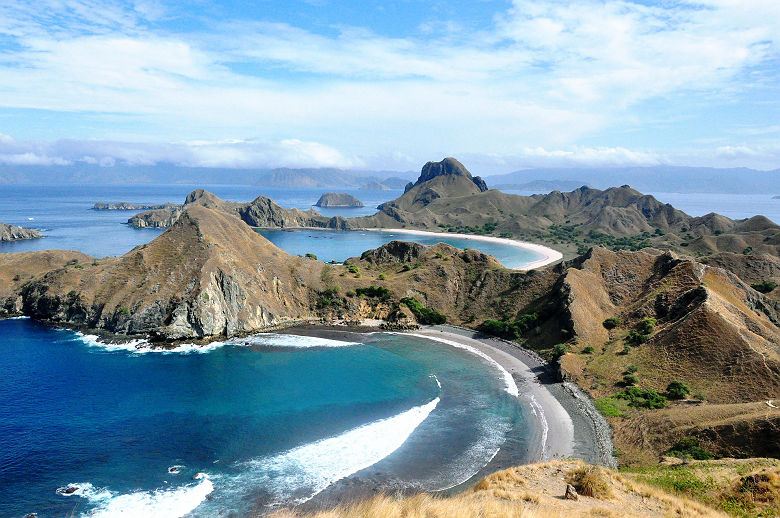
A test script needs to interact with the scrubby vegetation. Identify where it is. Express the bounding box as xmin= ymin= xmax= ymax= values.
xmin=667 ymin=380 xmax=691 ymax=400
xmin=355 ymin=286 xmax=390 ymax=300
xmin=478 ymin=313 xmax=539 ymax=340
xmin=617 ymin=386 xmax=668 ymax=409
xmin=751 ymin=281 xmax=778 ymax=294
xmin=565 ymin=465 xmax=613 ymax=499
xmin=603 ymin=317 xmax=622 ymax=329
xmin=317 ymin=287 xmax=341 ymax=308
xmin=400 ymin=297 xmax=446 ymax=325
xmin=666 ymin=438 xmax=714 ymax=461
